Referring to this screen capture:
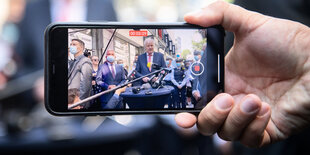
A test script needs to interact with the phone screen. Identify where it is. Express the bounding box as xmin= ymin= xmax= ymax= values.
xmin=66 ymin=27 xmax=222 ymax=111
xmin=45 ymin=23 xmax=224 ymax=115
